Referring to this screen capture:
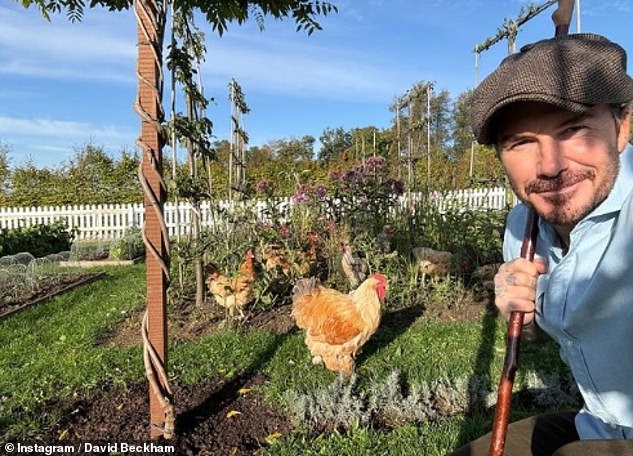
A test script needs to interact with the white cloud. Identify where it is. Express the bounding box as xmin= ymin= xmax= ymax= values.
xmin=0 ymin=116 xmax=138 ymax=167
xmin=1 ymin=4 xmax=413 ymax=100
xmin=0 ymin=6 xmax=135 ymax=83
xmin=0 ymin=116 xmax=134 ymax=143
xmin=202 ymin=32 xmax=415 ymax=102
